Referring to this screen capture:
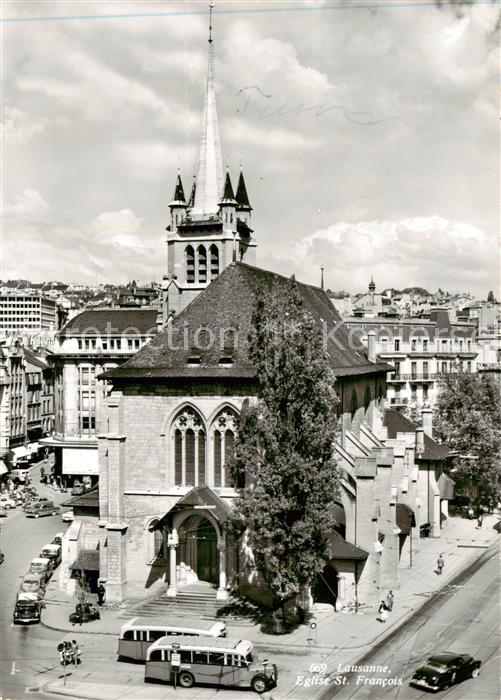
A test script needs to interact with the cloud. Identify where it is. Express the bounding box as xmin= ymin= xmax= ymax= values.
xmin=2 ymin=106 xmax=46 ymax=145
xmin=3 ymin=188 xmax=49 ymax=219
xmin=271 ymin=216 xmax=496 ymax=295
xmin=91 ymin=209 xmax=146 ymax=249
